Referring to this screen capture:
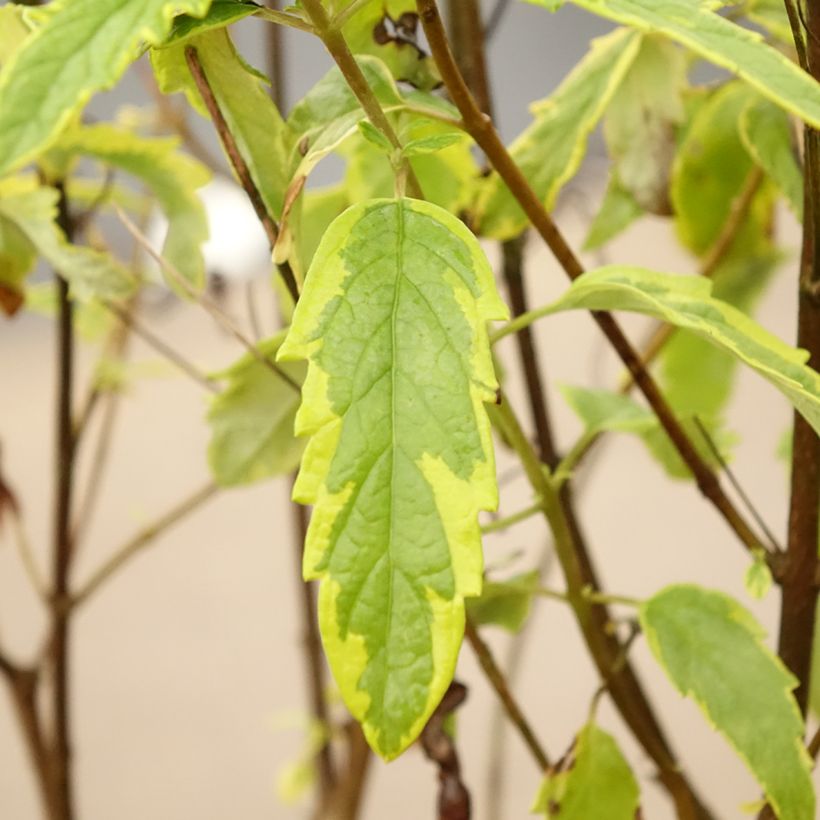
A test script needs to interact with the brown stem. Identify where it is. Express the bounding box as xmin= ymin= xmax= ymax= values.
xmin=491 ymin=395 xmax=714 ymax=820
xmin=299 ymin=0 xmax=423 ymax=199
xmin=183 ymin=46 xmax=300 ymax=304
xmin=51 ymin=183 xmax=76 ymax=820
xmin=289 ymin=479 xmax=336 ymax=810
xmin=445 ymin=4 xmax=714 ymax=817
xmin=464 ymin=620 xmax=549 ymax=771
xmin=417 ymin=0 xmax=768 ymax=561
xmin=420 ymin=681 xmax=472 ymax=820
xmin=266 ymin=0 xmax=287 ymax=109
xmin=0 ymin=657 xmax=54 ymax=818
xmin=774 ymin=4 xmax=820 ymax=717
